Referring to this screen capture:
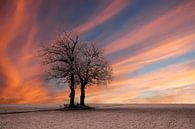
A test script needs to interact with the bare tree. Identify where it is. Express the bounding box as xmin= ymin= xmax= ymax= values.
xmin=40 ymin=32 xmax=80 ymax=107
xmin=75 ymin=43 xmax=113 ymax=106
